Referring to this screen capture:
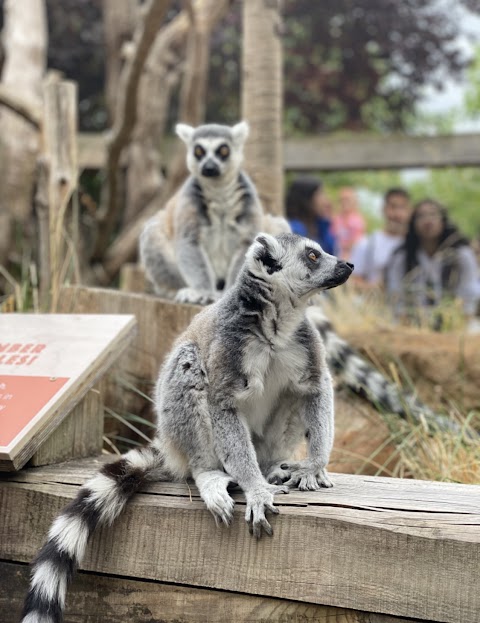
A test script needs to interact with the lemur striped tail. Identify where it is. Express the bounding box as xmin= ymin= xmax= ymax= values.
xmin=306 ymin=306 xmax=461 ymax=433
xmin=21 ymin=444 xmax=168 ymax=623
